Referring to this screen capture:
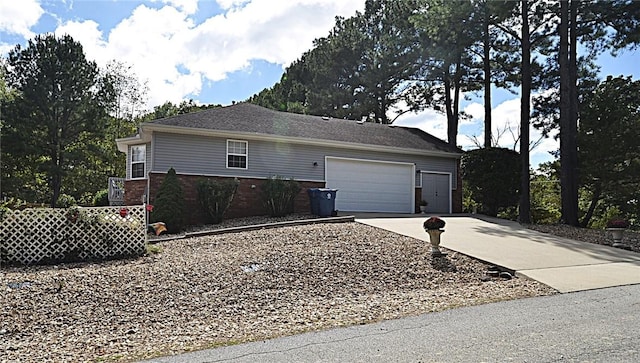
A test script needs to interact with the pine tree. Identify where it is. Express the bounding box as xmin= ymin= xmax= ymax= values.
xmin=150 ymin=168 xmax=185 ymax=233
xmin=3 ymin=34 xmax=115 ymax=206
